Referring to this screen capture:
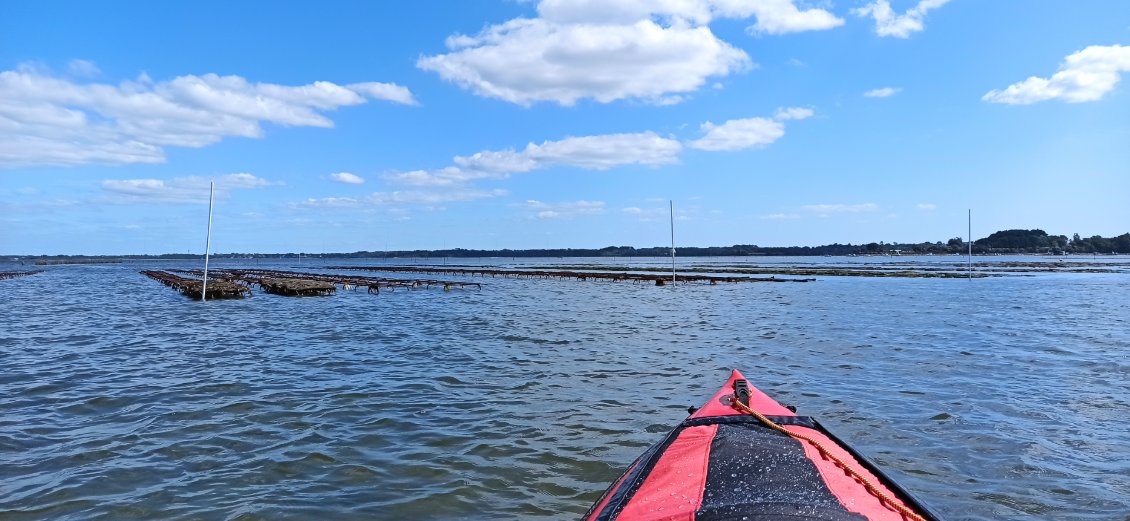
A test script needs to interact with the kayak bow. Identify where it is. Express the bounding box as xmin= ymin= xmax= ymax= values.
xmin=584 ymin=369 xmax=941 ymax=521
